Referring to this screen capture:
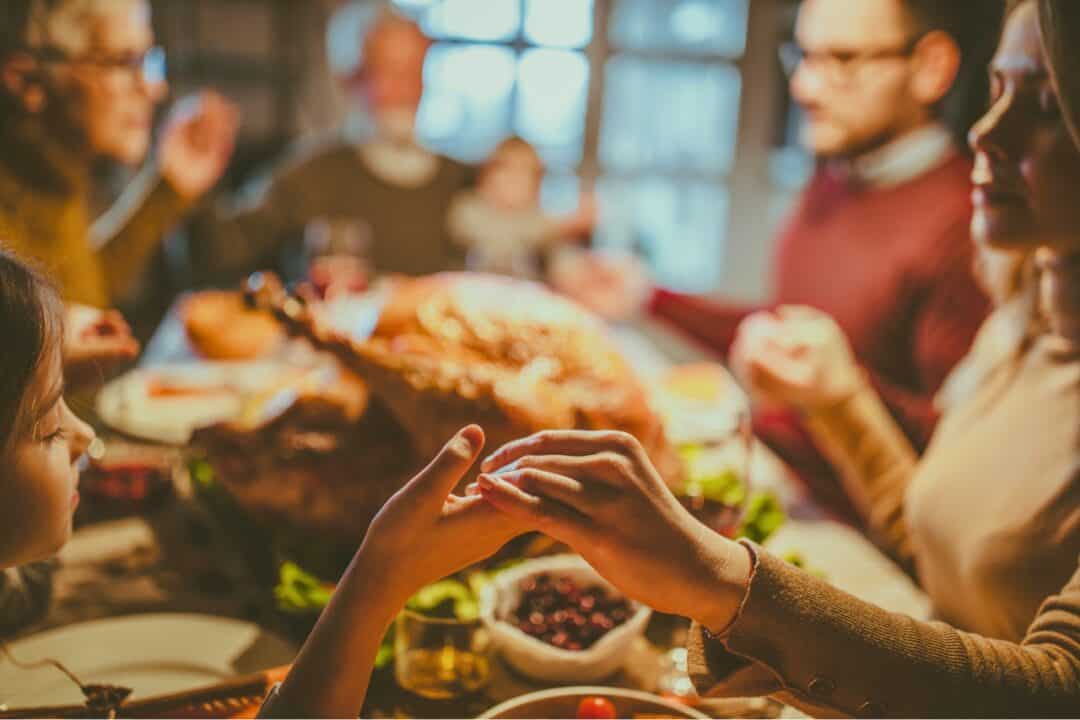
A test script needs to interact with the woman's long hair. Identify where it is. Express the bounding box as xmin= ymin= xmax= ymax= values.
xmin=0 ymin=247 xmax=63 ymax=458
xmin=1038 ymin=0 xmax=1080 ymax=150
